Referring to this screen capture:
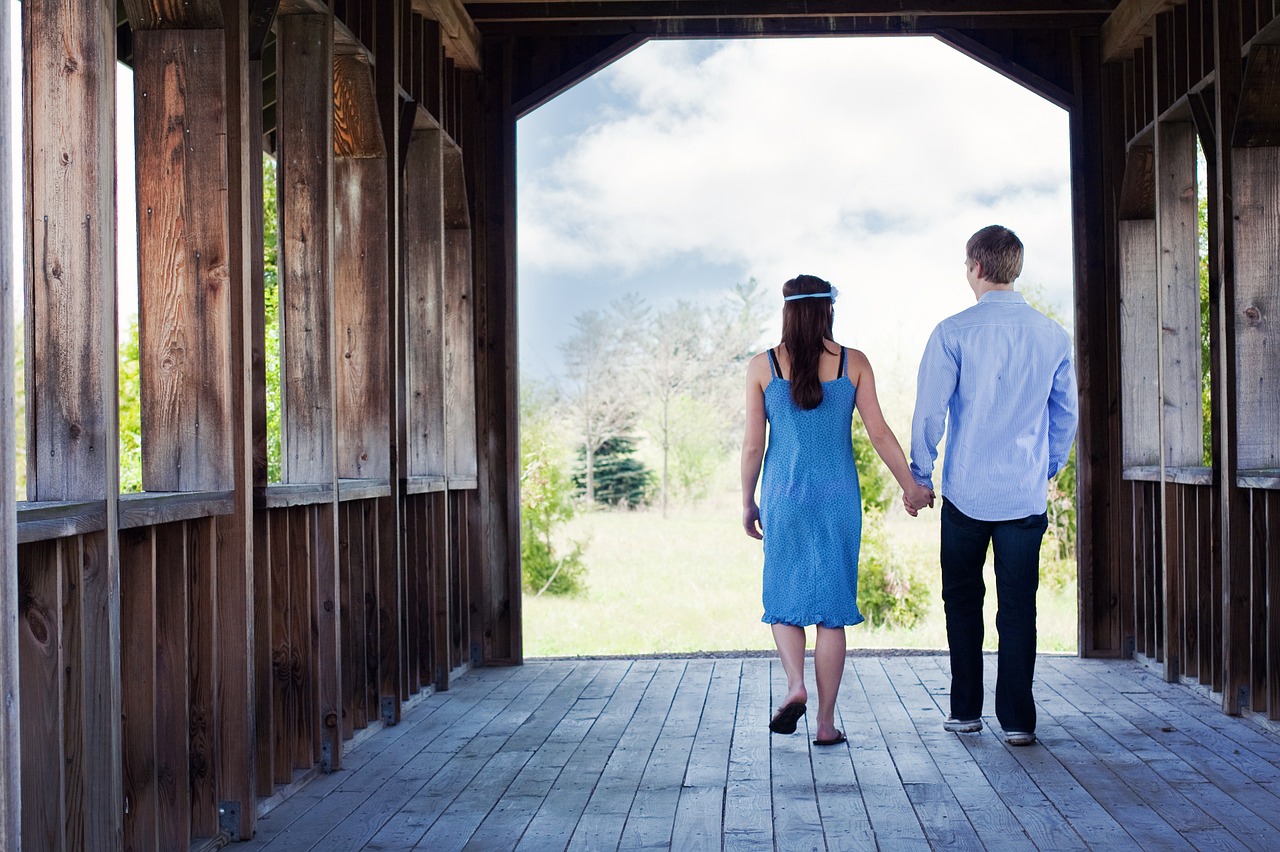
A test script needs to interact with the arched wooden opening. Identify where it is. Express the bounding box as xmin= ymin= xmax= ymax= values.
xmin=1 ymin=1 xmax=1278 ymax=849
